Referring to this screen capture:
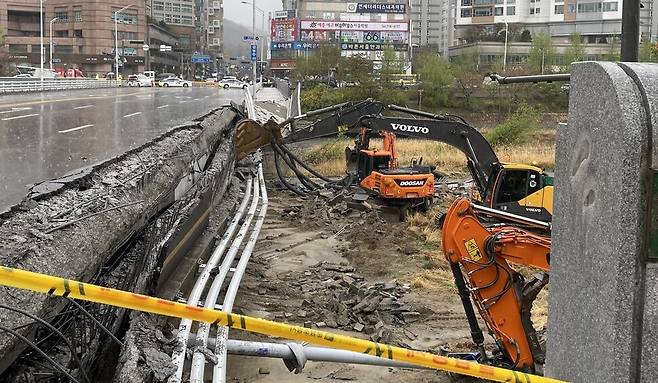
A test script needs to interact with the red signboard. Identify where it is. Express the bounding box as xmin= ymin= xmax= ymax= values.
xmin=270 ymin=59 xmax=296 ymax=70
xmin=271 ymin=19 xmax=297 ymax=42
